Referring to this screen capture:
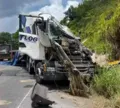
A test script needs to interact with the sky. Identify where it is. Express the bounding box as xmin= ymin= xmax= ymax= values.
xmin=0 ymin=0 xmax=82 ymax=33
